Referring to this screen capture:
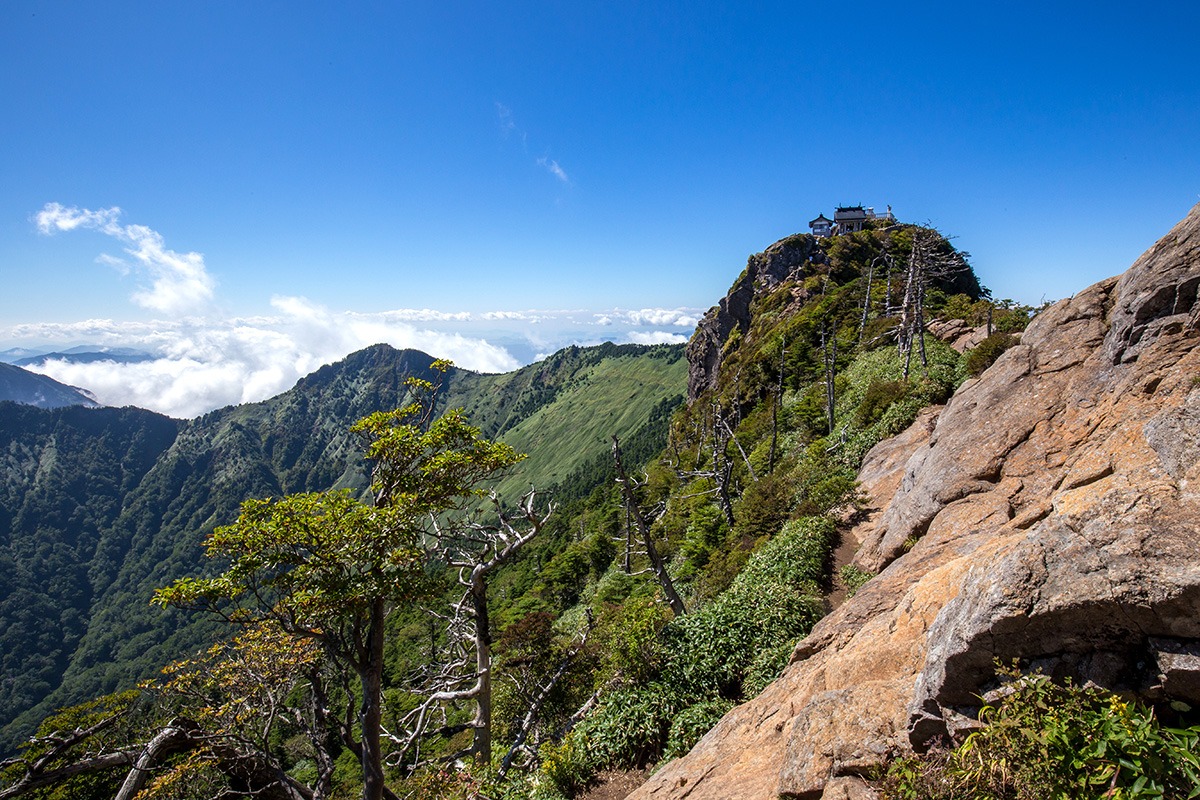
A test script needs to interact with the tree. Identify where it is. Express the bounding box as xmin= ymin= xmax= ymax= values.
xmin=387 ymin=489 xmax=551 ymax=773
xmin=611 ymin=436 xmax=686 ymax=616
xmin=154 ymin=363 xmax=525 ymax=800
xmin=895 ymin=226 xmax=970 ymax=378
